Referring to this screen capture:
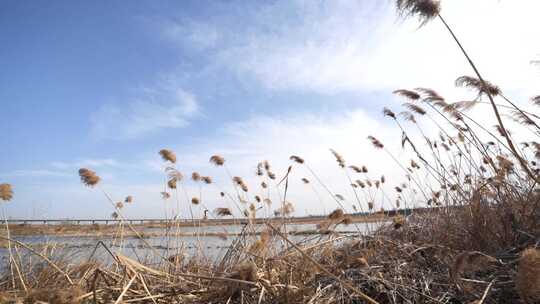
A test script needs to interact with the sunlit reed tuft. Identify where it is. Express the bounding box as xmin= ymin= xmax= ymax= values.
xmin=78 ymin=168 xmax=100 ymax=187
xmin=159 ymin=149 xmax=176 ymax=163
xmin=0 ymin=183 xmax=13 ymax=201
